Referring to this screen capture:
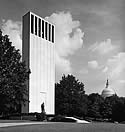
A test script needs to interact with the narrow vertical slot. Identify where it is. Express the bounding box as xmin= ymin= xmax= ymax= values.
xmin=35 ymin=16 xmax=37 ymax=35
xmin=45 ymin=22 xmax=48 ymax=40
xmin=42 ymin=20 xmax=44 ymax=39
xmin=52 ymin=25 xmax=54 ymax=43
xmin=31 ymin=14 xmax=34 ymax=34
